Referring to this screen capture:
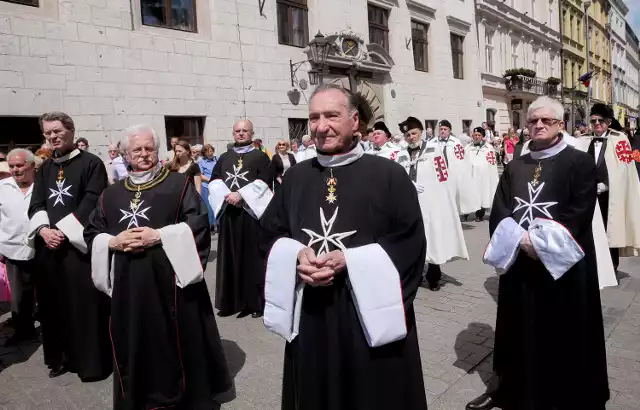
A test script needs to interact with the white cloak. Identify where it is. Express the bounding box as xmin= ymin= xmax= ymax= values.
xmin=436 ymin=136 xmax=477 ymax=215
xmin=365 ymin=141 xmax=411 ymax=171
xmin=412 ymin=140 xmax=469 ymax=264
xmin=464 ymin=142 xmax=499 ymax=210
